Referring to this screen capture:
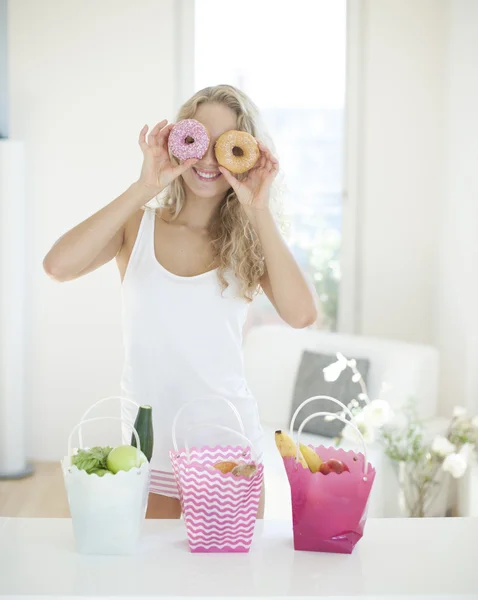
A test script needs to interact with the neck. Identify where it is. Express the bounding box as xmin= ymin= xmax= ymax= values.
xmin=176 ymin=188 xmax=225 ymax=229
